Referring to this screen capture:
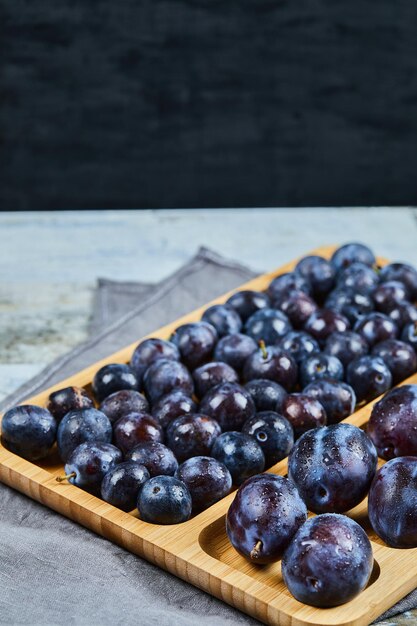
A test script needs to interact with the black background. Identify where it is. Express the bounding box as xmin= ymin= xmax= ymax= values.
xmin=1 ymin=1 xmax=417 ymax=209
